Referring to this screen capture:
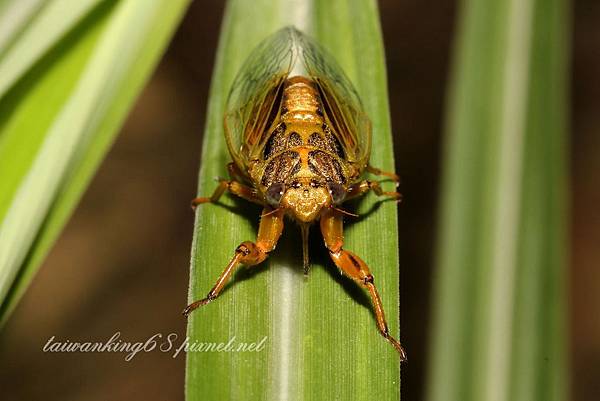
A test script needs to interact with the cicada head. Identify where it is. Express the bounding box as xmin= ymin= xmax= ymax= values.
xmin=266 ymin=179 xmax=347 ymax=223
